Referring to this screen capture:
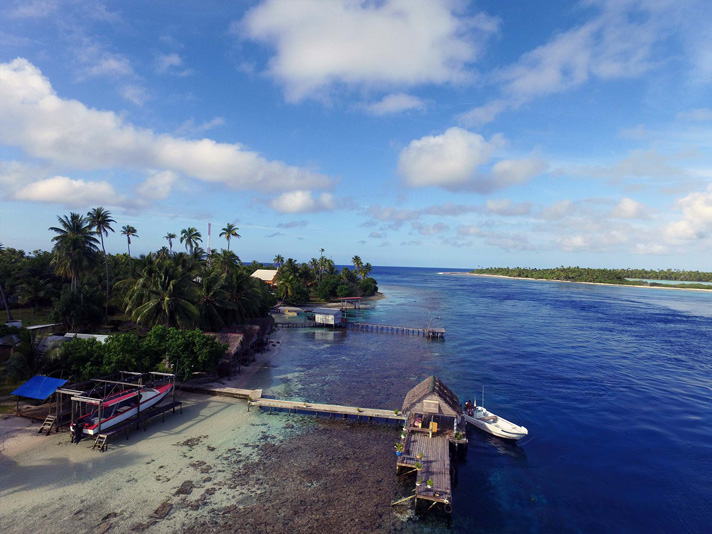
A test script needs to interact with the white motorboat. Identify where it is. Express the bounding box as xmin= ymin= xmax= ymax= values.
xmin=463 ymin=405 xmax=528 ymax=441
xmin=70 ymin=383 xmax=173 ymax=437
xmin=463 ymin=388 xmax=528 ymax=441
